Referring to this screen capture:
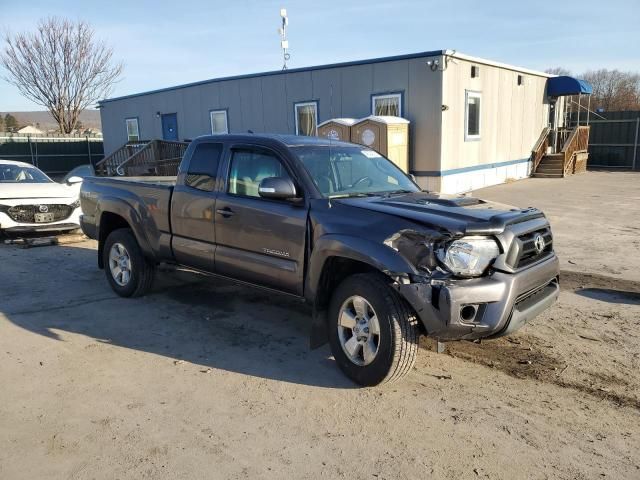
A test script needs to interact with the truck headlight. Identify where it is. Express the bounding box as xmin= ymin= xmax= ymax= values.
xmin=437 ymin=236 xmax=500 ymax=277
